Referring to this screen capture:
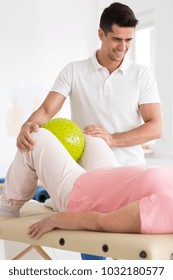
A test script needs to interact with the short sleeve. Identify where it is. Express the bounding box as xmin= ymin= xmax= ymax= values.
xmin=50 ymin=62 xmax=73 ymax=97
xmin=138 ymin=66 xmax=160 ymax=105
